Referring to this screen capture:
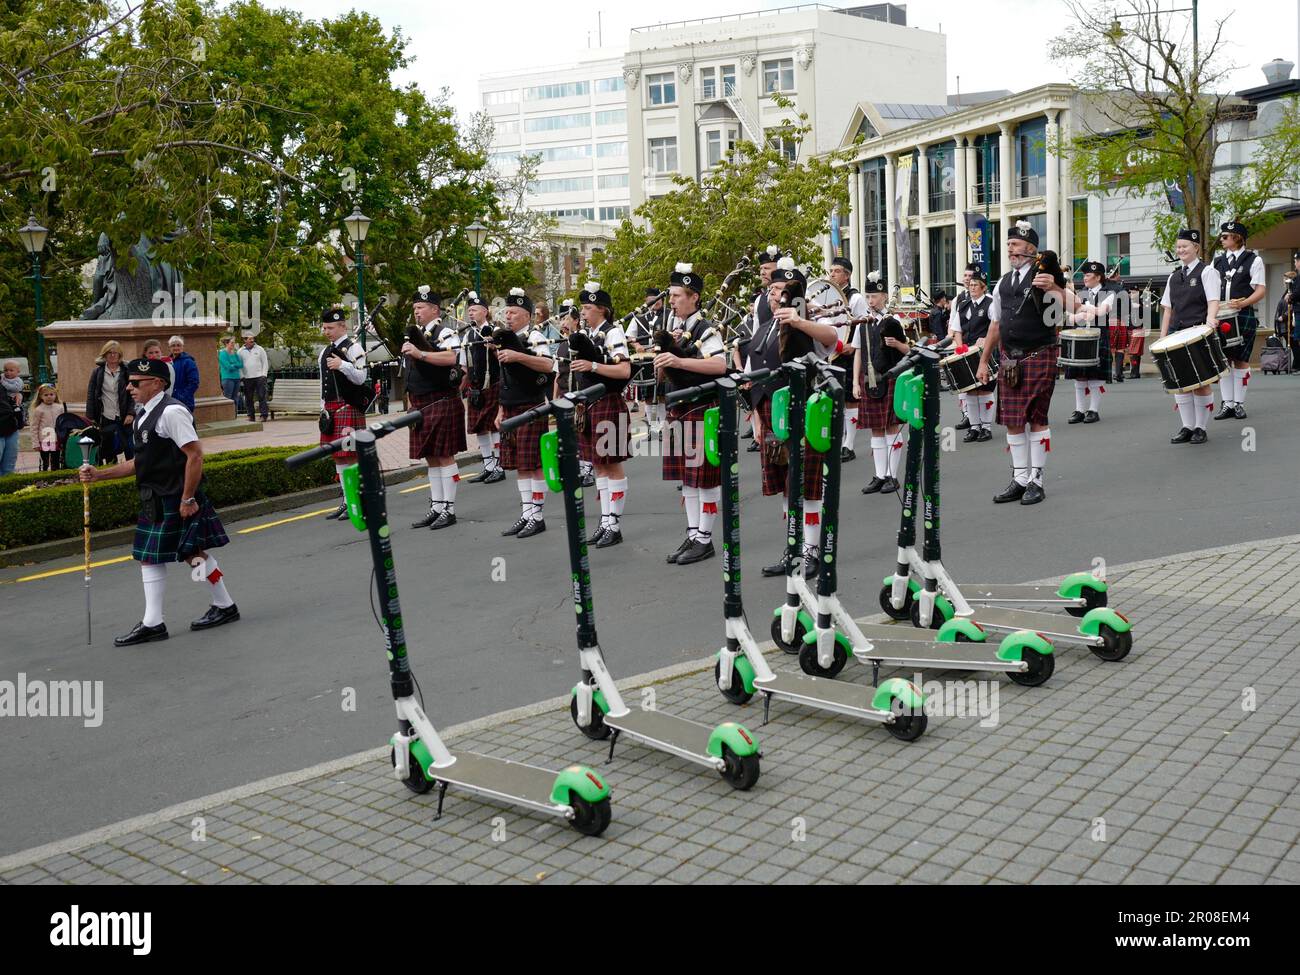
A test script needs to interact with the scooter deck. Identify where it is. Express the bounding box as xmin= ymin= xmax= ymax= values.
xmin=850 ymin=623 xmax=1025 ymax=672
xmin=953 ymin=606 xmax=1096 ymax=645
xmin=960 ymin=583 xmax=1084 ymax=607
xmin=431 ymin=751 xmax=569 ymax=817
xmin=604 ymin=709 xmax=722 ymax=768
xmin=754 ymin=672 xmax=892 ymax=723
